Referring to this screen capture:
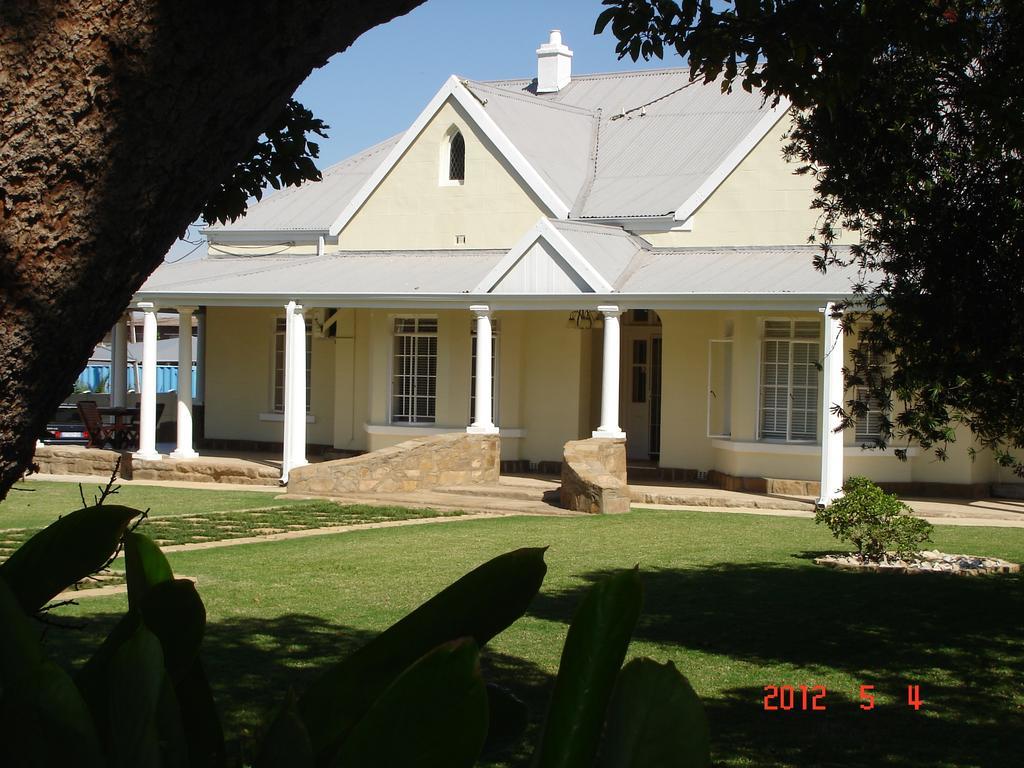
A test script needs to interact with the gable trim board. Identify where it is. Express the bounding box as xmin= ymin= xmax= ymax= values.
xmin=474 ymin=218 xmax=615 ymax=294
xmin=327 ymin=76 xmax=572 ymax=238
xmin=672 ymin=99 xmax=790 ymax=223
